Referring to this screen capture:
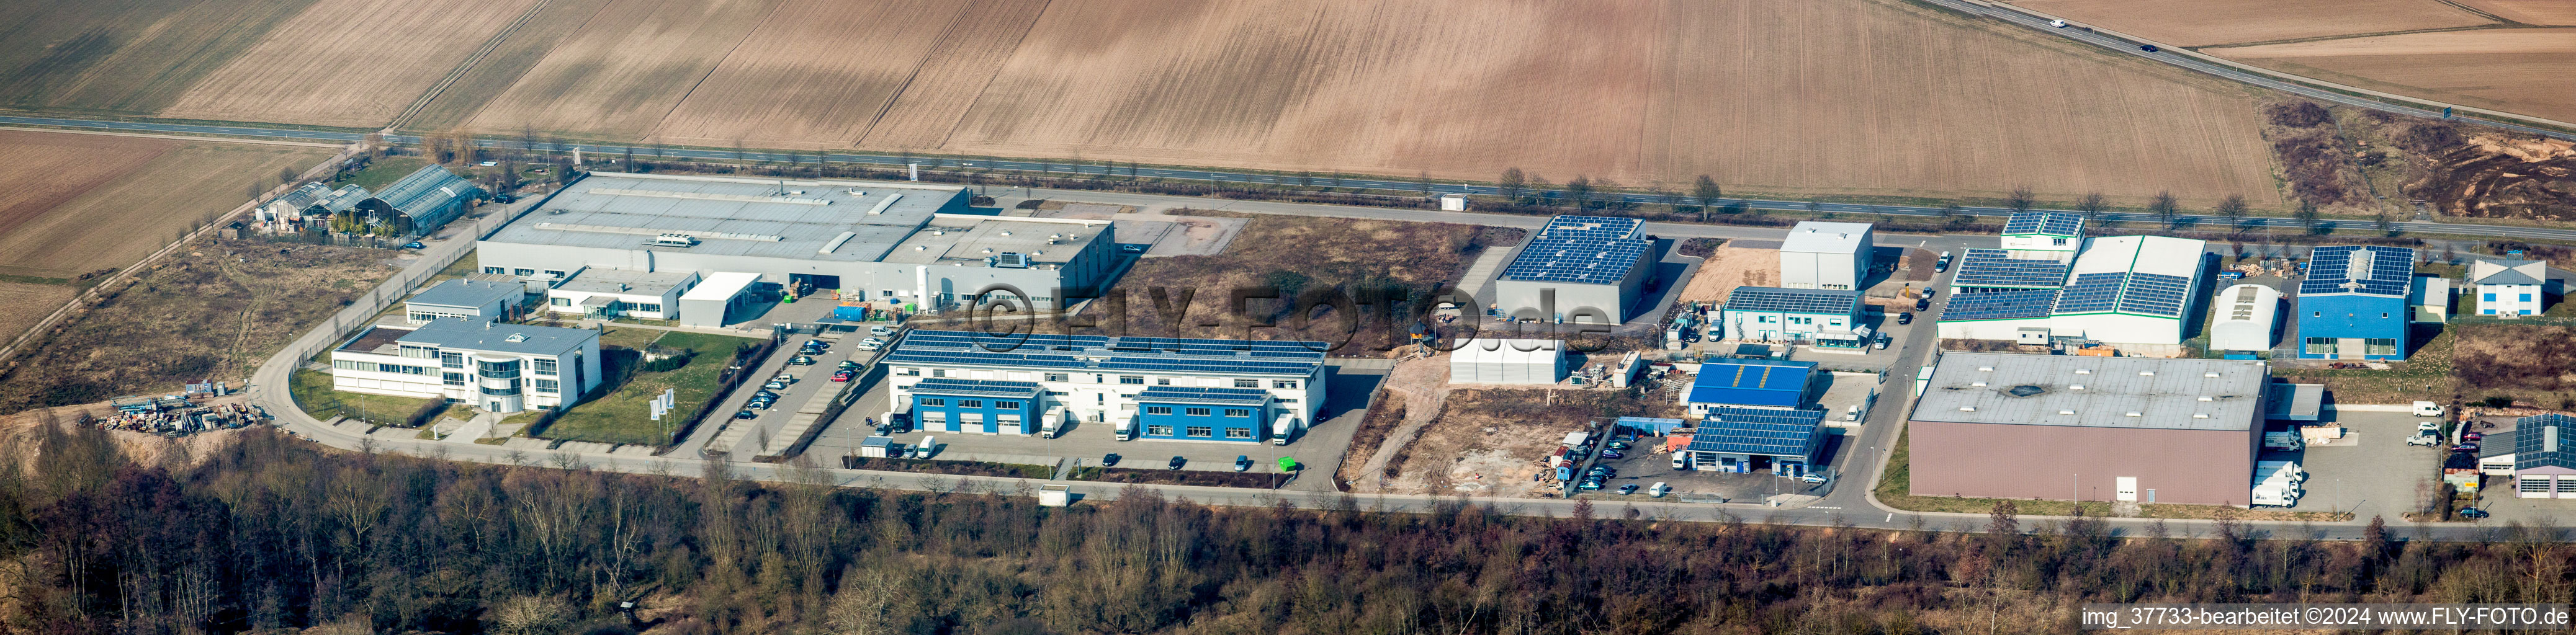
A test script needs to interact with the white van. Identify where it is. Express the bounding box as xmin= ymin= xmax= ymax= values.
xmin=1671 ymin=453 xmax=1692 ymax=470
xmin=1648 ymin=482 xmax=1669 ymax=497
xmin=2413 ymin=401 xmax=2443 ymax=417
